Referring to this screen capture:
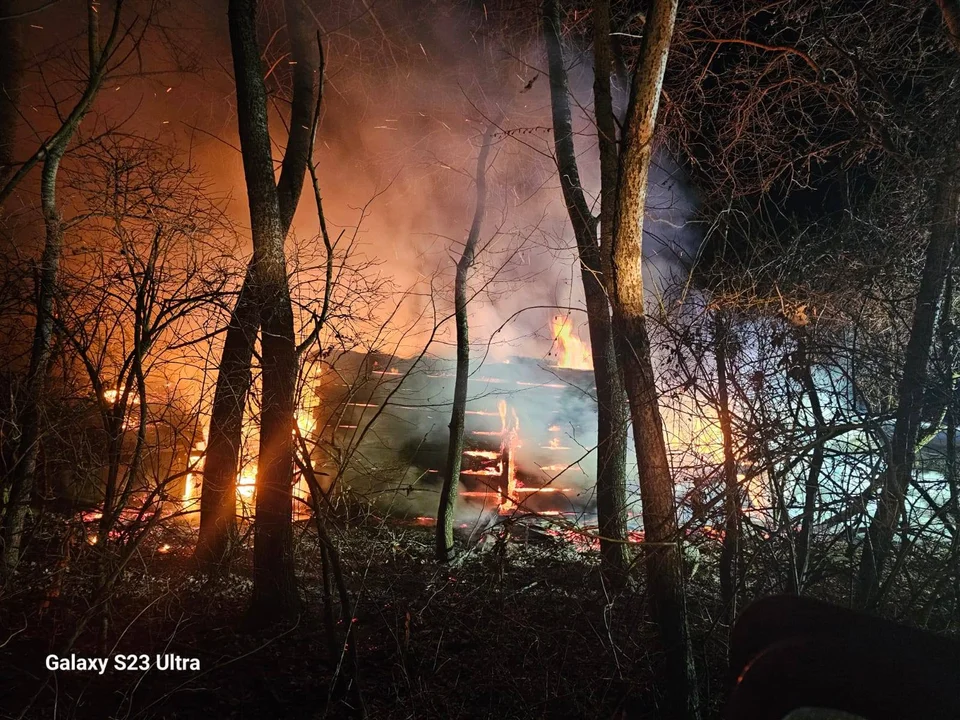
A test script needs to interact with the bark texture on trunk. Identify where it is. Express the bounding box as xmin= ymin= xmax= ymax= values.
xmin=227 ymin=0 xmax=310 ymax=620
xmin=543 ymin=0 xmax=629 ymax=579
xmin=194 ymin=276 xmax=257 ymax=567
xmin=1 ymin=151 xmax=64 ymax=569
xmin=606 ymin=0 xmax=700 ymax=715
xmin=436 ymin=123 xmax=496 ymax=562
xmin=857 ymin=171 xmax=959 ymax=608
xmin=196 ymin=0 xmax=317 ymax=573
